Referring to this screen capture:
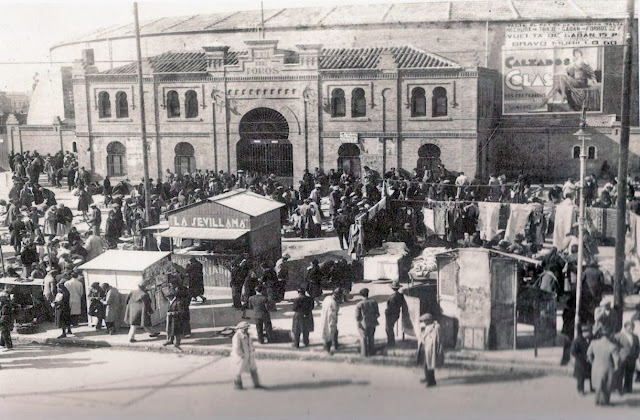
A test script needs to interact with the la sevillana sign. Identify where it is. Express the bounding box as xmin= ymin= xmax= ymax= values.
xmin=169 ymin=215 xmax=250 ymax=229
